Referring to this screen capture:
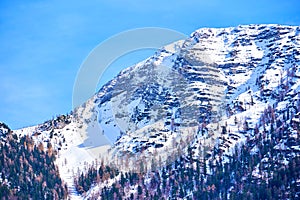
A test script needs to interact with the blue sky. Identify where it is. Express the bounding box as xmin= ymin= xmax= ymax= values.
xmin=0 ymin=0 xmax=299 ymax=129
